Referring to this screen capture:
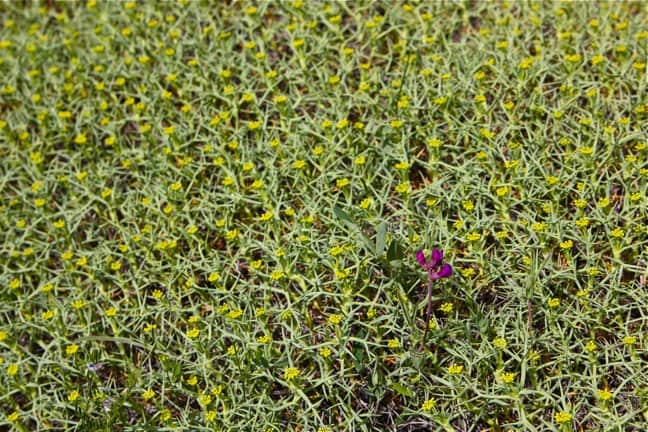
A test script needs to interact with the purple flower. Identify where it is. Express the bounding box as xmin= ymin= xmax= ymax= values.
xmin=416 ymin=248 xmax=452 ymax=280
xmin=418 ymin=247 xmax=452 ymax=351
